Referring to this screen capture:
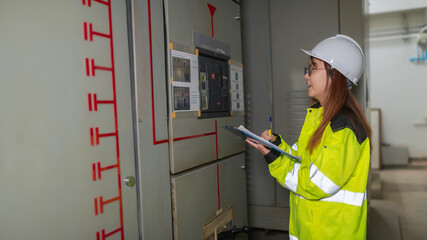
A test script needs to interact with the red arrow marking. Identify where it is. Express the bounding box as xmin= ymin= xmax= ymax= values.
xmin=207 ymin=3 xmax=216 ymax=37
